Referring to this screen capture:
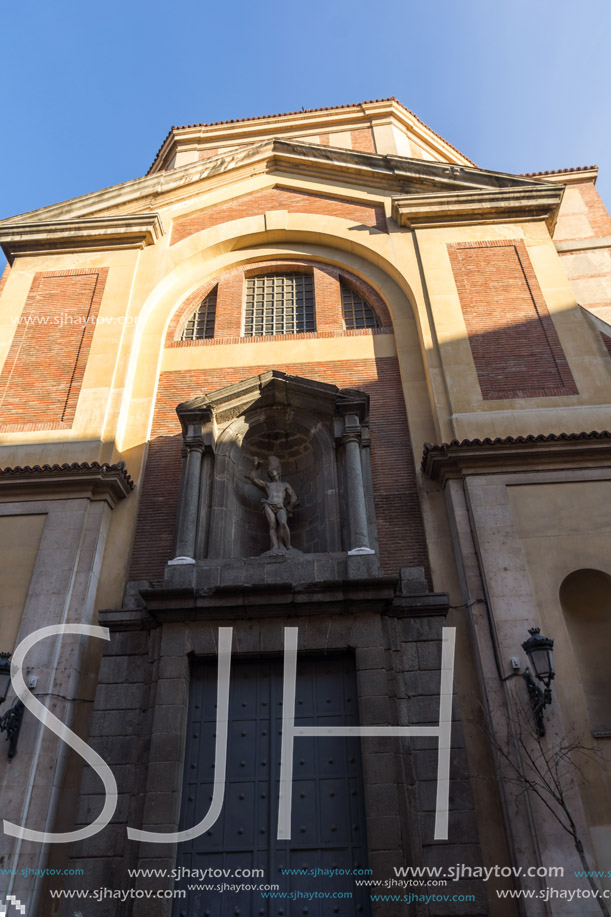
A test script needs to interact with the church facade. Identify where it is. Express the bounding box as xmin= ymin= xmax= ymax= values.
xmin=0 ymin=98 xmax=610 ymax=916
